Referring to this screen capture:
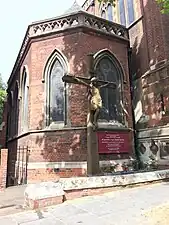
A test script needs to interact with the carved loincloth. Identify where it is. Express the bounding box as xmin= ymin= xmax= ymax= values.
xmin=90 ymin=87 xmax=102 ymax=111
